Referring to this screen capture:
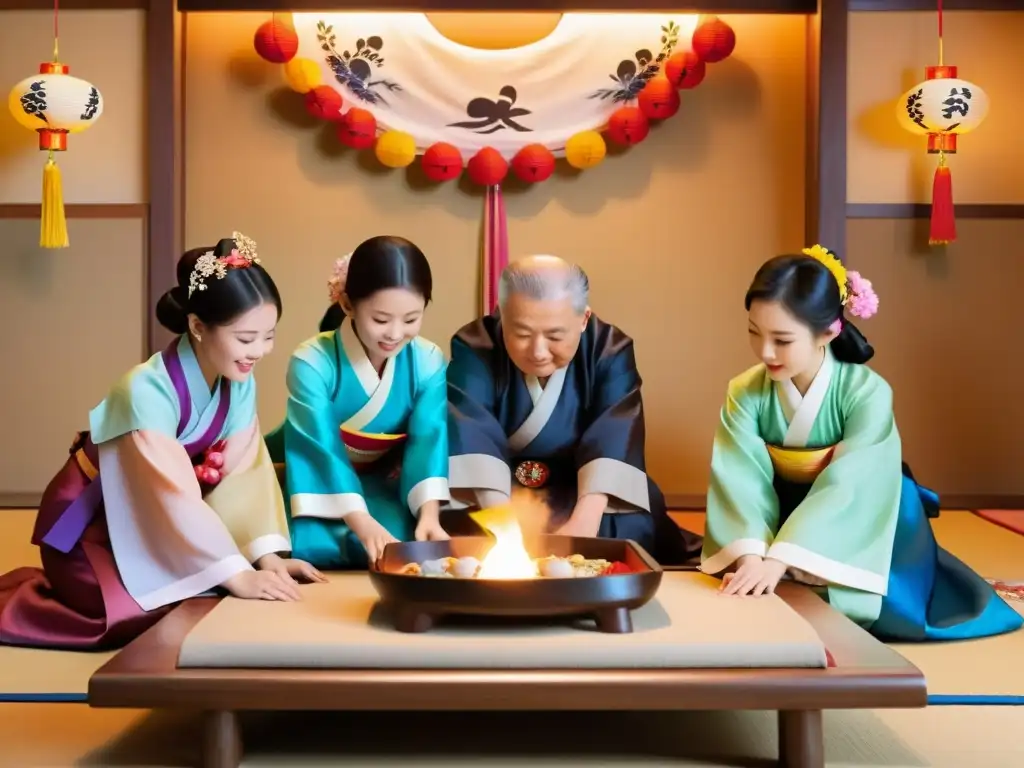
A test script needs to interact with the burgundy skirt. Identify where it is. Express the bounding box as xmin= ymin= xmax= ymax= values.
xmin=0 ymin=450 xmax=169 ymax=651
